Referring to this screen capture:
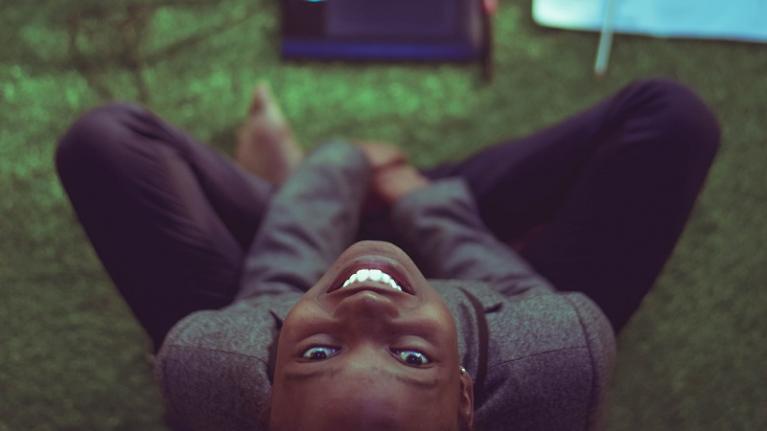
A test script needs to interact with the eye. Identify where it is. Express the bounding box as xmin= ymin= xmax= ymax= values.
xmin=301 ymin=346 xmax=339 ymax=361
xmin=392 ymin=349 xmax=431 ymax=366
